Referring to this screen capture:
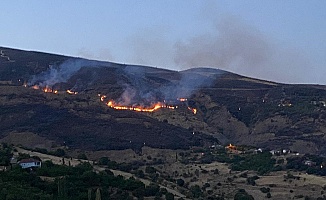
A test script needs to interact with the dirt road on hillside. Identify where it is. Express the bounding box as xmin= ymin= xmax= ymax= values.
xmin=15 ymin=147 xmax=187 ymax=198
